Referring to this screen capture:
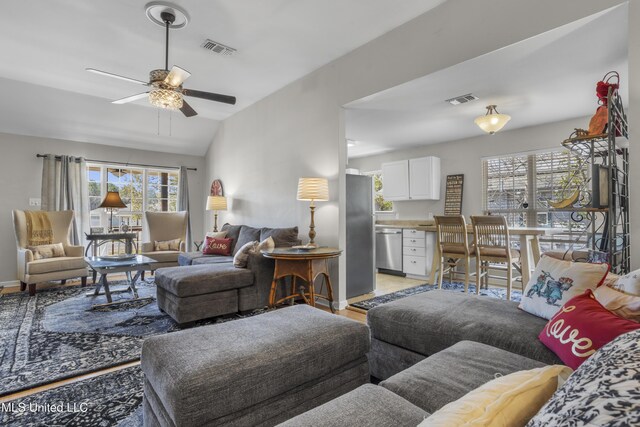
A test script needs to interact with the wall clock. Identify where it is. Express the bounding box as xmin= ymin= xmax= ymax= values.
xmin=210 ymin=179 xmax=224 ymax=196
